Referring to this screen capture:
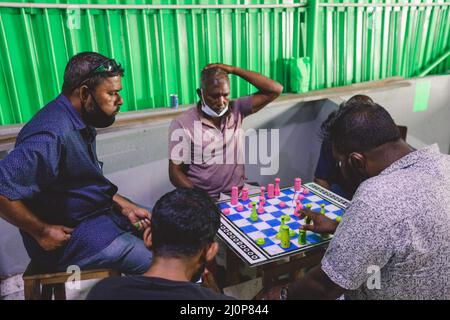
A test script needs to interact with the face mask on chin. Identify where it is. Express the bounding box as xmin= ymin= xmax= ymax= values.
xmin=81 ymin=91 xmax=116 ymax=128
xmin=200 ymin=89 xmax=228 ymax=118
